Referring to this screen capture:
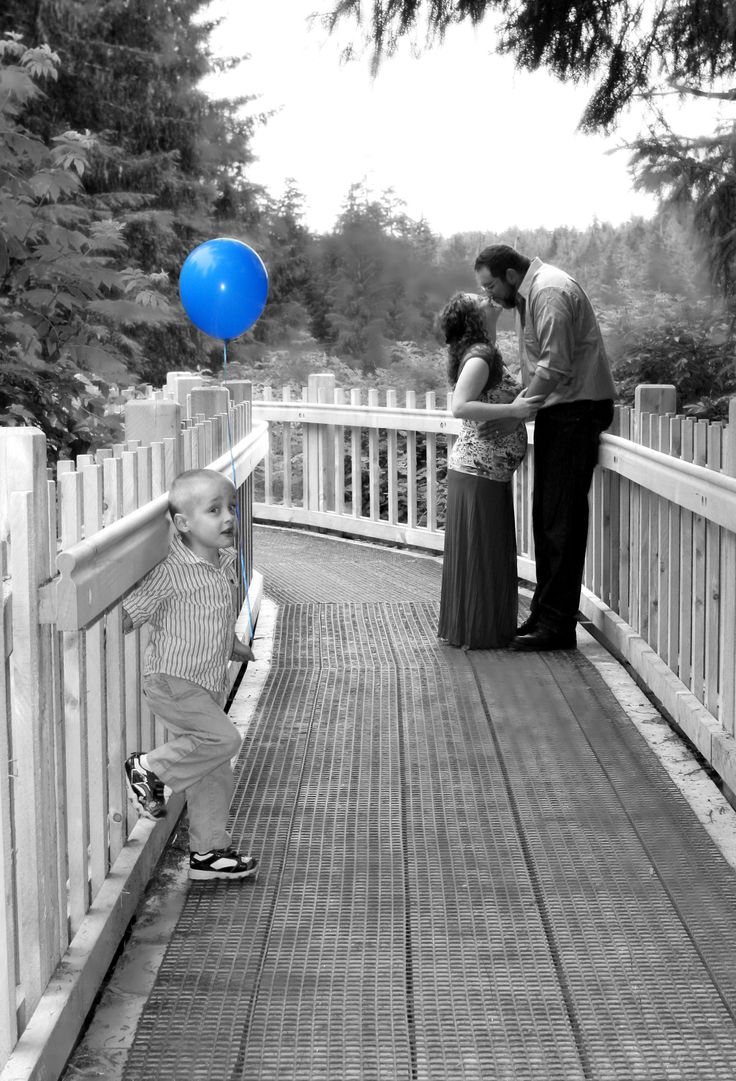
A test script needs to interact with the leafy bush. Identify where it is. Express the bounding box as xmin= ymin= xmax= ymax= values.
xmin=602 ymin=288 xmax=736 ymax=420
